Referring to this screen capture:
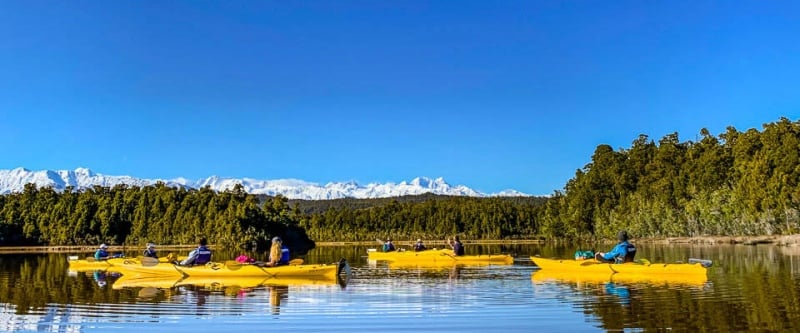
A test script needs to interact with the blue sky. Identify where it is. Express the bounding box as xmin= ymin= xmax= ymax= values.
xmin=1 ymin=1 xmax=798 ymax=195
